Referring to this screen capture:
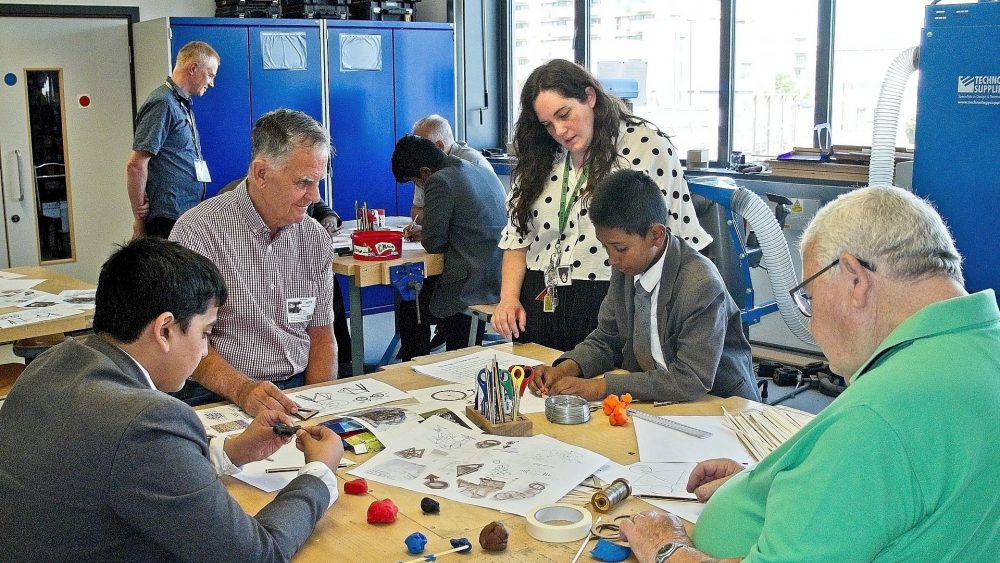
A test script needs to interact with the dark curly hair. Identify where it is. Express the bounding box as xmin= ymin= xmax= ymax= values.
xmin=509 ymin=59 xmax=657 ymax=236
